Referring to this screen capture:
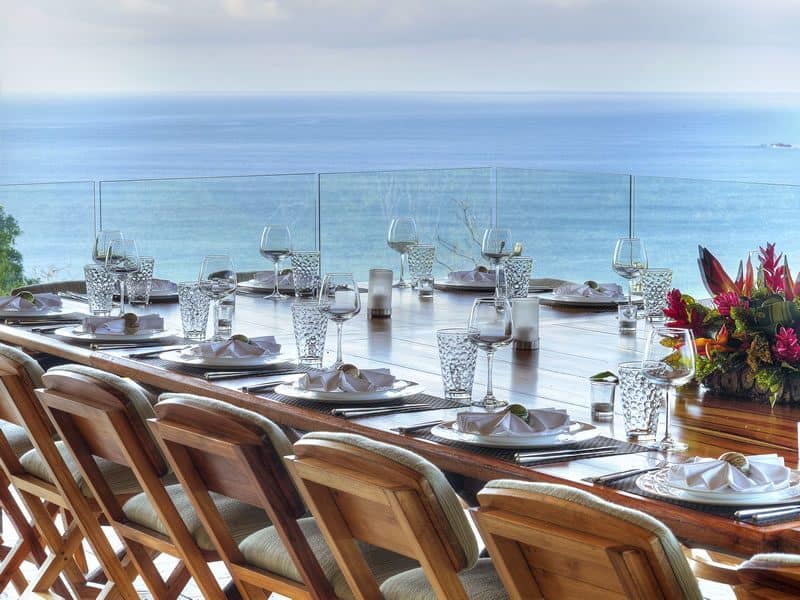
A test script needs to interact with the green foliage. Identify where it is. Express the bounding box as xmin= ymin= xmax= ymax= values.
xmin=754 ymin=366 xmax=785 ymax=406
xmin=746 ymin=334 xmax=773 ymax=372
xmin=0 ymin=205 xmax=33 ymax=294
